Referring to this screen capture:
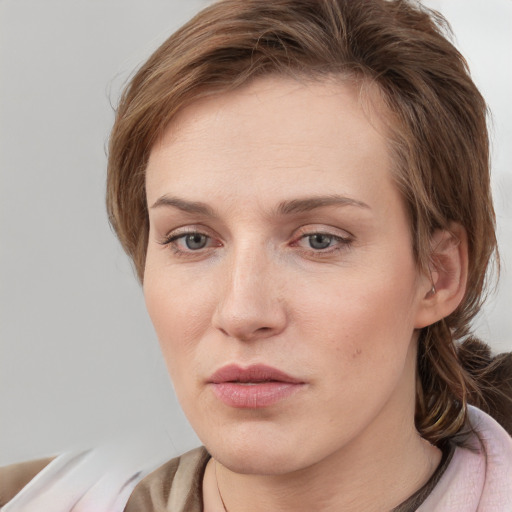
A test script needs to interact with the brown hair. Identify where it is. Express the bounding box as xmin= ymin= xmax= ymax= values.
xmin=107 ymin=0 xmax=505 ymax=444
